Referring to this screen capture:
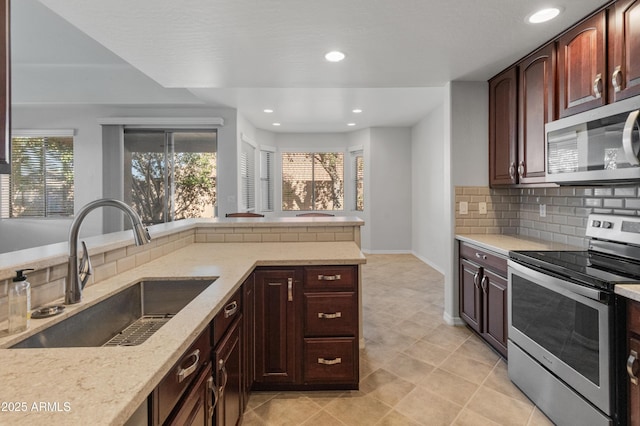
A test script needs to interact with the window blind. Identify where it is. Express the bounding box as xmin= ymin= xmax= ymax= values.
xmin=241 ymin=141 xmax=256 ymax=211
xmin=260 ymin=150 xmax=274 ymax=211
xmin=353 ymin=151 xmax=364 ymax=211
xmin=8 ymin=136 xmax=74 ymax=218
